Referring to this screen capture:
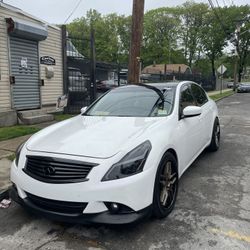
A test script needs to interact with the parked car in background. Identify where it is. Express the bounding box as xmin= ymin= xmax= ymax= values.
xmin=237 ymin=82 xmax=250 ymax=93
xmin=10 ymin=81 xmax=220 ymax=225
xmin=68 ymin=67 xmax=88 ymax=93
xmin=67 ymin=67 xmax=89 ymax=109
xmin=226 ymin=81 xmax=239 ymax=89
xmin=97 ymin=79 xmax=127 ymax=93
